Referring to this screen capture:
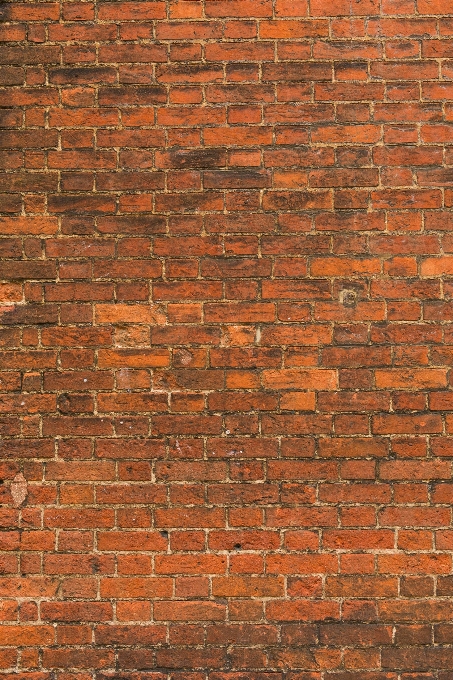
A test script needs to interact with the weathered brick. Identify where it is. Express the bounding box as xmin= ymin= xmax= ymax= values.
xmin=3 ymin=1 xmax=453 ymax=674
